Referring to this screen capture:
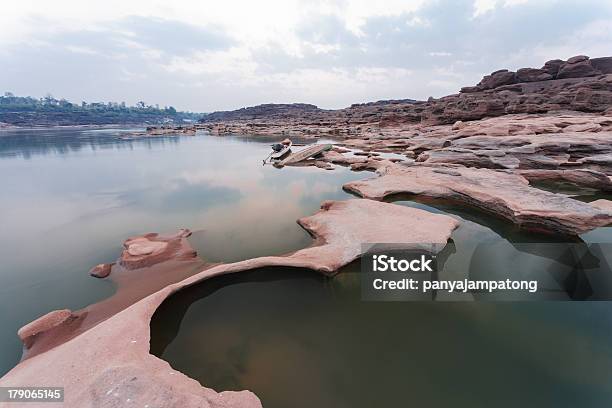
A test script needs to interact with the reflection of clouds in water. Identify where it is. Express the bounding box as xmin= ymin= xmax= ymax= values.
xmin=117 ymin=179 xmax=242 ymax=212
xmin=178 ymin=166 xmax=265 ymax=192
